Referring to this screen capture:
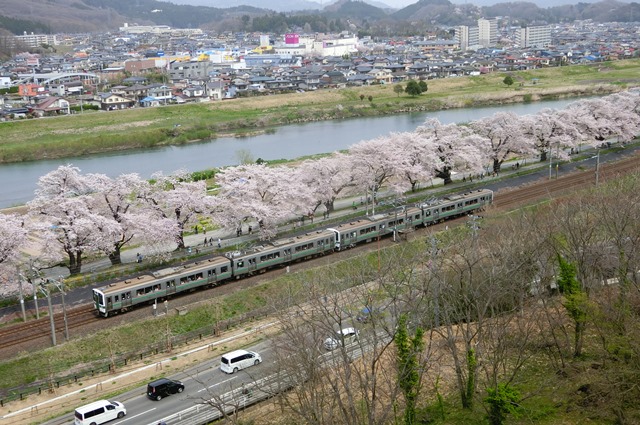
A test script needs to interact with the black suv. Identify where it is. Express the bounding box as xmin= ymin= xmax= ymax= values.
xmin=147 ymin=378 xmax=185 ymax=401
